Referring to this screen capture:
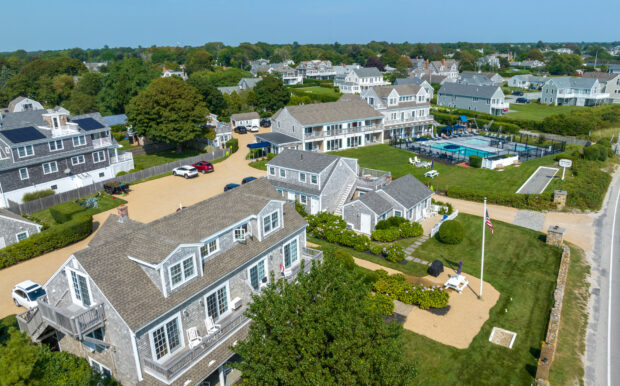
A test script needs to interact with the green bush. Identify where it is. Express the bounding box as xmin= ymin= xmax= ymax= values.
xmin=22 ymin=189 xmax=55 ymax=202
xmin=370 ymin=244 xmax=384 ymax=255
xmin=373 ymin=273 xmax=449 ymax=309
xmin=371 ymin=227 xmax=401 ymax=242
xmin=112 ymin=132 xmax=124 ymax=142
xmin=399 ymin=221 xmax=423 ymax=238
xmin=383 ymin=244 xmax=405 ymax=262
xmin=333 ymin=250 xmax=356 ymax=271
xmin=432 ymin=199 xmax=454 ymax=215
xmin=437 ymin=220 xmax=464 ymax=245
xmin=0 ymin=215 xmax=93 ymax=269
xmin=226 ymin=138 xmax=239 ymax=153
xmin=49 ymin=202 xmax=83 ymax=224
xmin=294 ymin=201 xmax=307 ymax=218
xmin=469 ymin=155 xmax=482 ymax=168
xmin=561 ymin=160 xmax=611 ymax=210
xmin=266 ymin=153 xmax=277 ymax=160
xmin=369 ymin=293 xmax=395 ymax=315
xmin=308 ymin=212 xmax=370 ymax=252
xmin=447 ymin=186 xmax=554 ymax=211
xmin=116 ymin=171 xmax=128 ymax=177
xmin=375 ymin=216 xmax=408 ymax=230
xmin=583 ymin=144 xmax=608 ymax=161
xmin=203 ymin=145 xmax=216 ymax=153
